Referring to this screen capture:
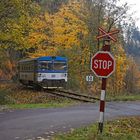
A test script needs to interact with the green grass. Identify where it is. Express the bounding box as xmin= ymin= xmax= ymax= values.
xmin=8 ymin=101 xmax=78 ymax=109
xmin=53 ymin=117 xmax=140 ymax=140
xmin=107 ymin=94 xmax=140 ymax=101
